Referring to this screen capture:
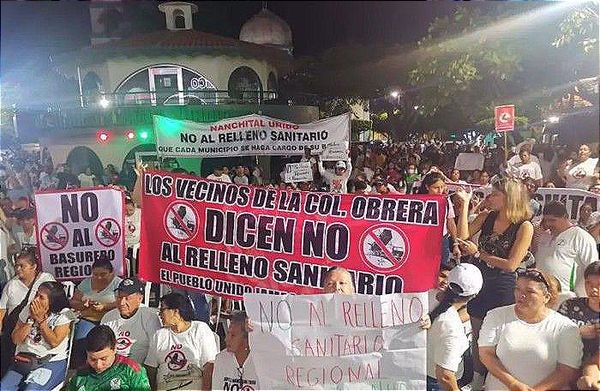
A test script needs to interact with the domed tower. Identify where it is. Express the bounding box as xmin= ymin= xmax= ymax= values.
xmin=239 ymin=6 xmax=293 ymax=54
